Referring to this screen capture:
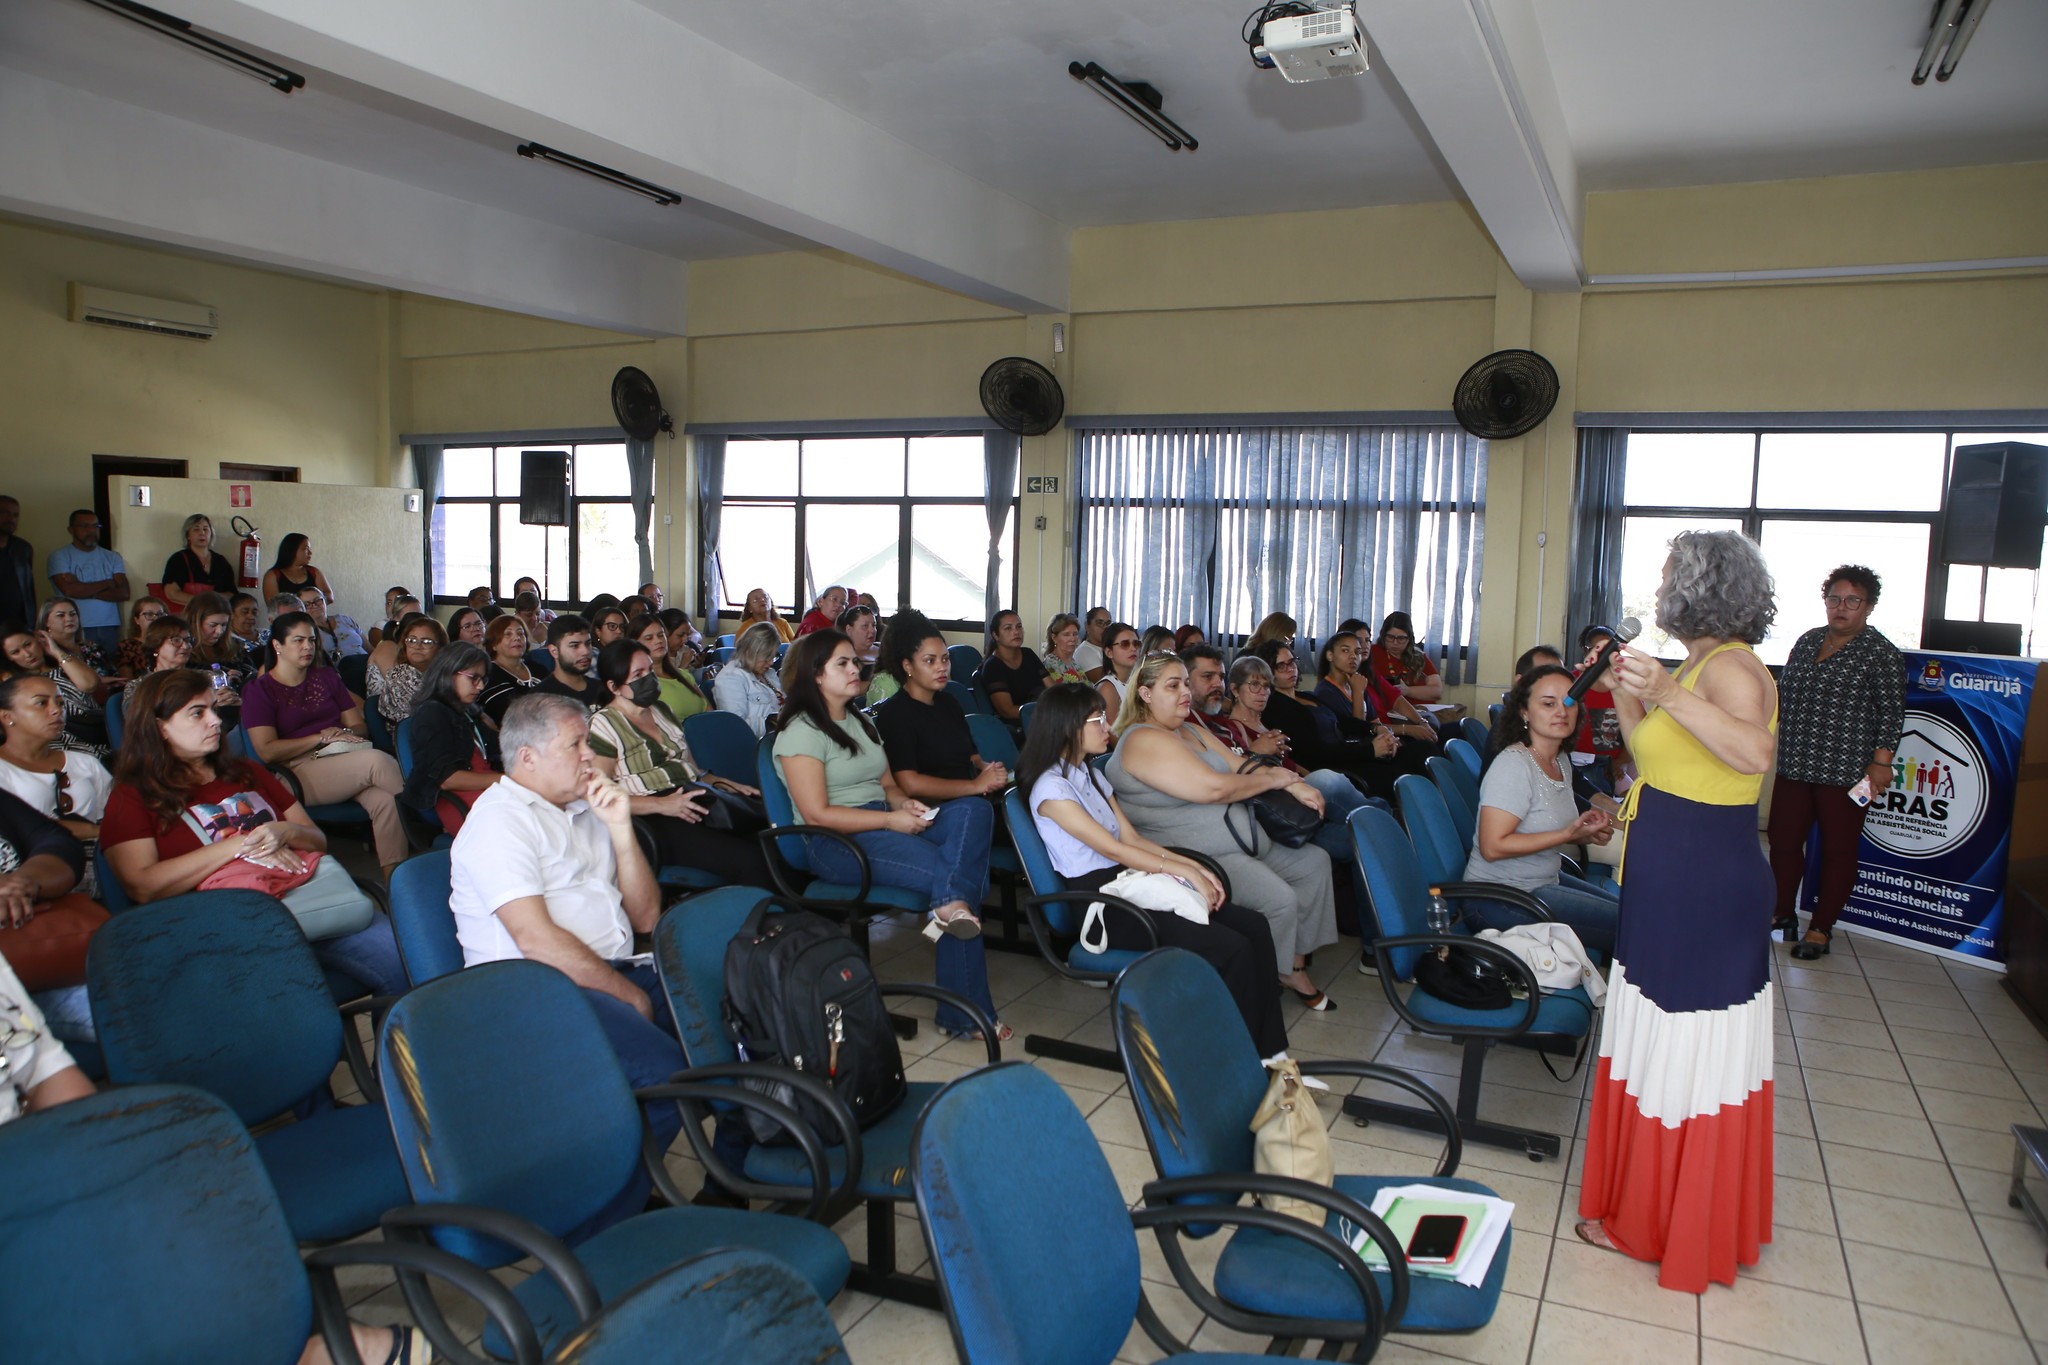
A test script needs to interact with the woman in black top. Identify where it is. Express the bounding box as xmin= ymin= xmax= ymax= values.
xmin=160 ymin=514 xmax=237 ymax=610
xmin=873 ymin=612 xmax=1009 ymax=802
xmin=399 ymin=643 xmax=501 ymax=835
xmin=260 ymin=533 xmax=334 ymax=609
xmin=477 ymin=615 xmax=540 ymax=732
xmin=1251 ymin=639 xmax=1404 ymax=799
xmin=977 ymin=609 xmax=1045 ymax=725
